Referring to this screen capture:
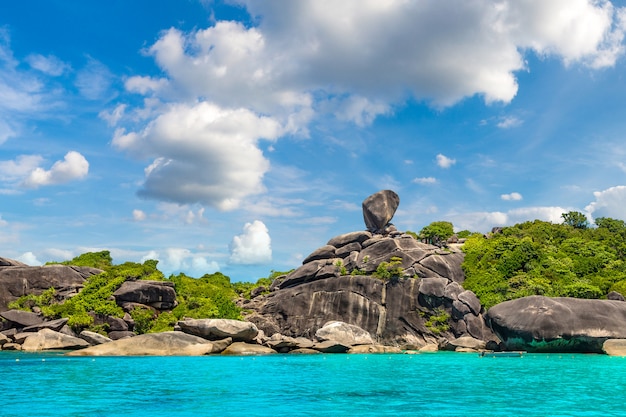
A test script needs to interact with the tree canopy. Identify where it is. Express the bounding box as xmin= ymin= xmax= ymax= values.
xmin=461 ymin=218 xmax=626 ymax=309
